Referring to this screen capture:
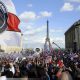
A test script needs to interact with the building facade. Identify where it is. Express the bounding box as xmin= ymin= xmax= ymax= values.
xmin=65 ymin=20 xmax=80 ymax=51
